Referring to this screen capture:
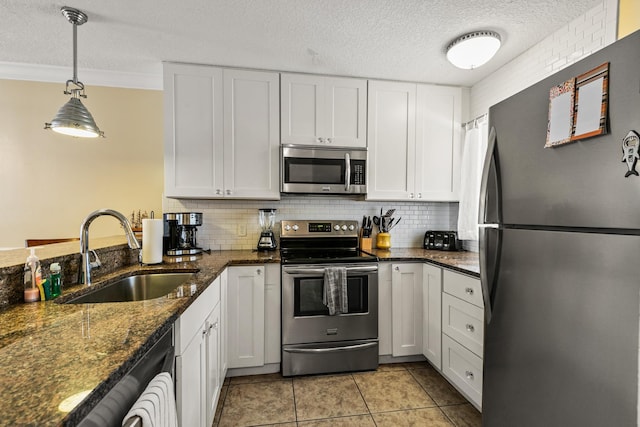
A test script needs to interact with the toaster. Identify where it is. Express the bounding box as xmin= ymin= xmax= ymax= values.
xmin=423 ymin=230 xmax=460 ymax=251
